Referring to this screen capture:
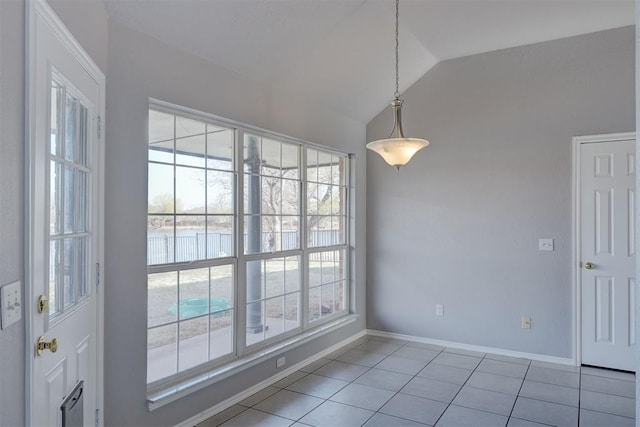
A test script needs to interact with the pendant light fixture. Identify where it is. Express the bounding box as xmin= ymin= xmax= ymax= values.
xmin=366 ymin=0 xmax=429 ymax=170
